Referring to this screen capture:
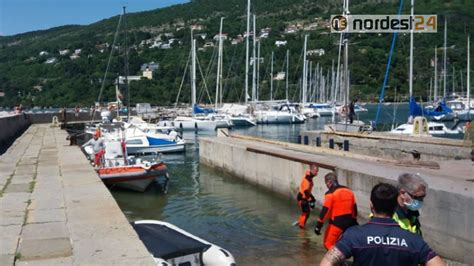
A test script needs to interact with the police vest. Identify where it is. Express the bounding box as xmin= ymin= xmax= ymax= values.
xmin=392 ymin=208 xmax=421 ymax=235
